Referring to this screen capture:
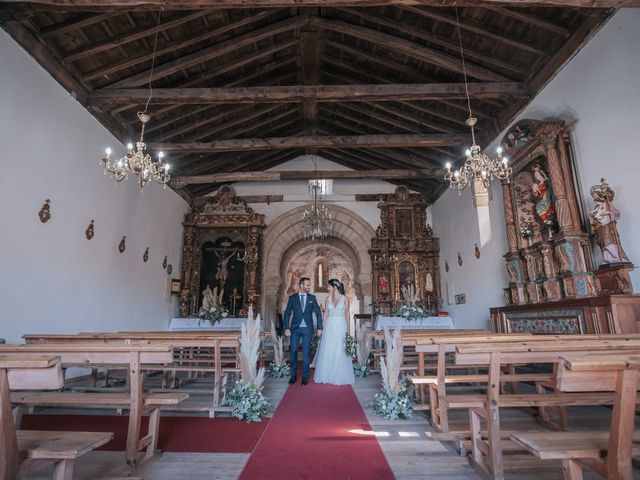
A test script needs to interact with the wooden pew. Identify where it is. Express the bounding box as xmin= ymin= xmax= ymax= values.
xmin=23 ymin=332 xmax=244 ymax=416
xmin=0 ymin=355 xmax=113 ymax=480
xmin=0 ymin=344 xmax=187 ymax=471
xmin=512 ymin=353 xmax=640 ymax=480
xmin=453 ymin=339 xmax=640 ymax=480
